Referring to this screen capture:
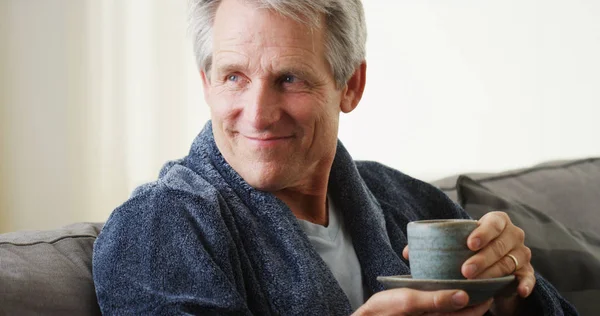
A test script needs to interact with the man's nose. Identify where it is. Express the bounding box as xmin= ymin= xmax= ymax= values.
xmin=243 ymin=82 xmax=281 ymax=130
